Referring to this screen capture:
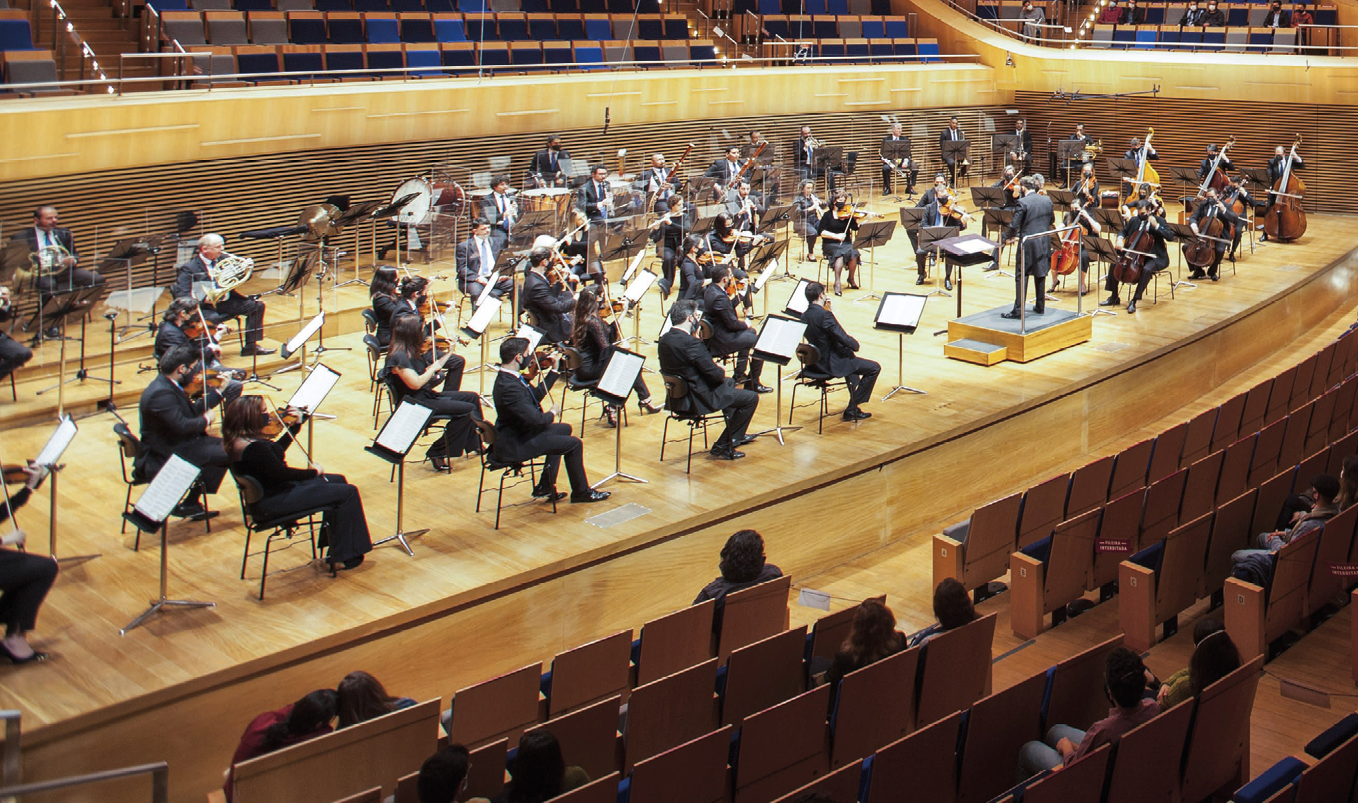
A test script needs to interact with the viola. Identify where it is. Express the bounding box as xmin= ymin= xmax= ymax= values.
xmin=1263 ymin=133 xmax=1307 ymax=242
